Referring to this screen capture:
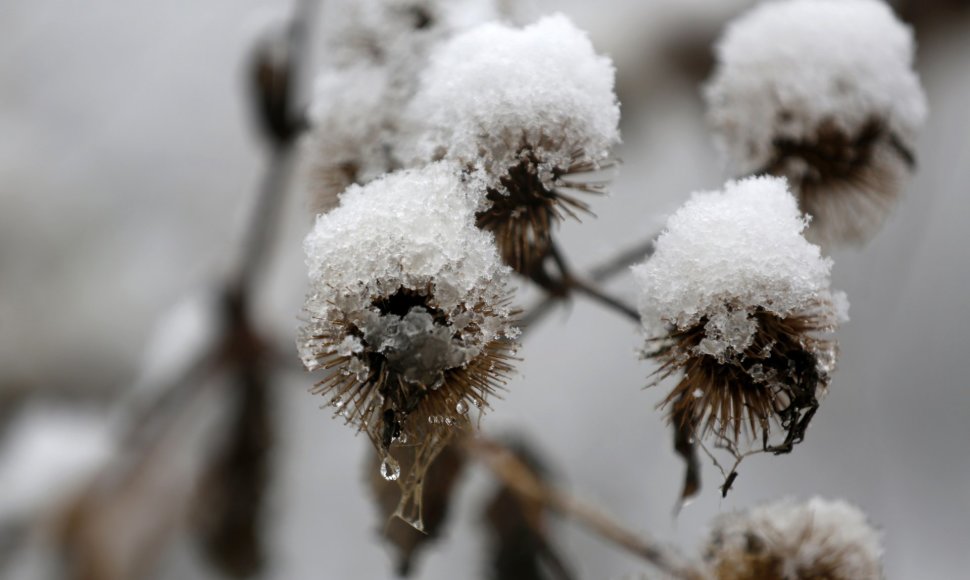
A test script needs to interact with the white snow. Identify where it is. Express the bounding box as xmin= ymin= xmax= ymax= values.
xmin=299 ymin=161 xmax=515 ymax=384
xmin=704 ymin=0 xmax=927 ymax=174
xmin=401 ymin=14 xmax=620 ymax=189
xmin=632 ymin=176 xmax=845 ymax=349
